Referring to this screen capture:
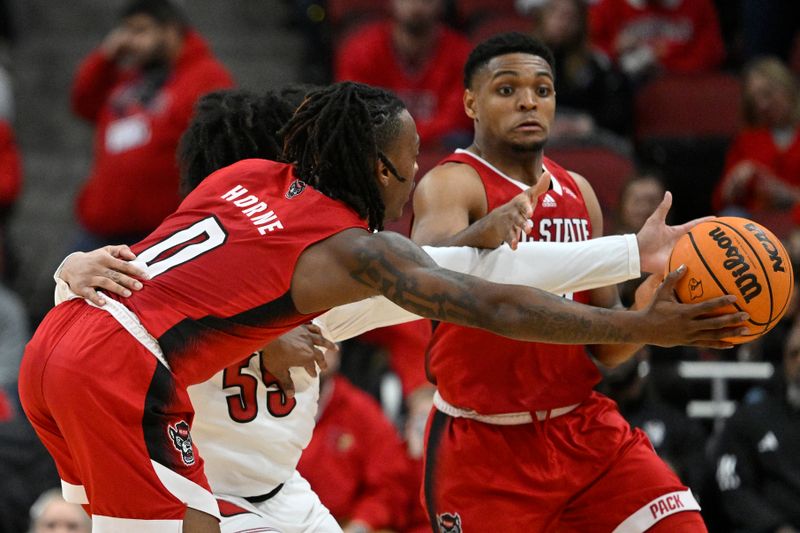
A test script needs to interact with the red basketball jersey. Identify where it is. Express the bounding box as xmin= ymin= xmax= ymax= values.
xmin=427 ymin=149 xmax=600 ymax=413
xmin=111 ymin=158 xmax=367 ymax=385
